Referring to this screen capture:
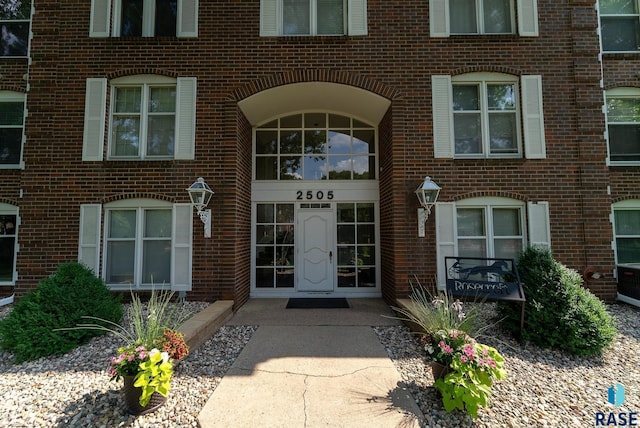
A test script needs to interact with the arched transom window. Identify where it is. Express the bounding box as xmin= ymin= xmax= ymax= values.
xmin=254 ymin=113 xmax=376 ymax=181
